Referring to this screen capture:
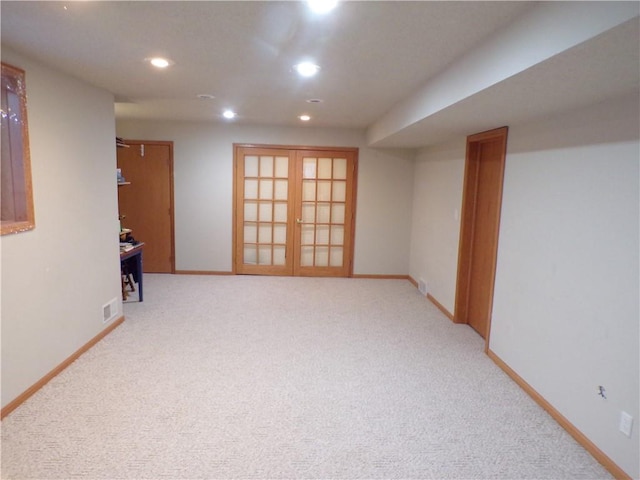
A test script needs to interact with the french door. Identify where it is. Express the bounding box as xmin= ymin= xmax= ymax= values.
xmin=234 ymin=145 xmax=357 ymax=277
